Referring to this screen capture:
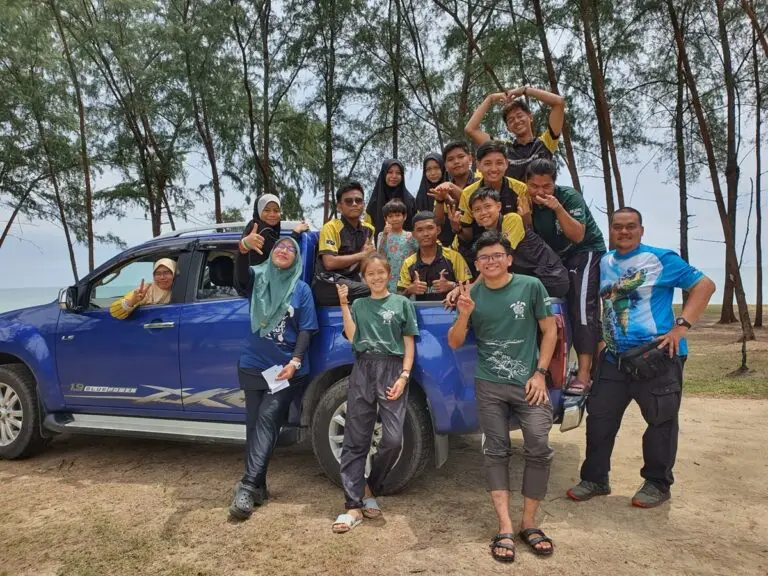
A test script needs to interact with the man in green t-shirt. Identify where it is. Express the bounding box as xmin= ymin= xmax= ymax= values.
xmin=525 ymin=158 xmax=606 ymax=392
xmin=448 ymin=230 xmax=558 ymax=562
